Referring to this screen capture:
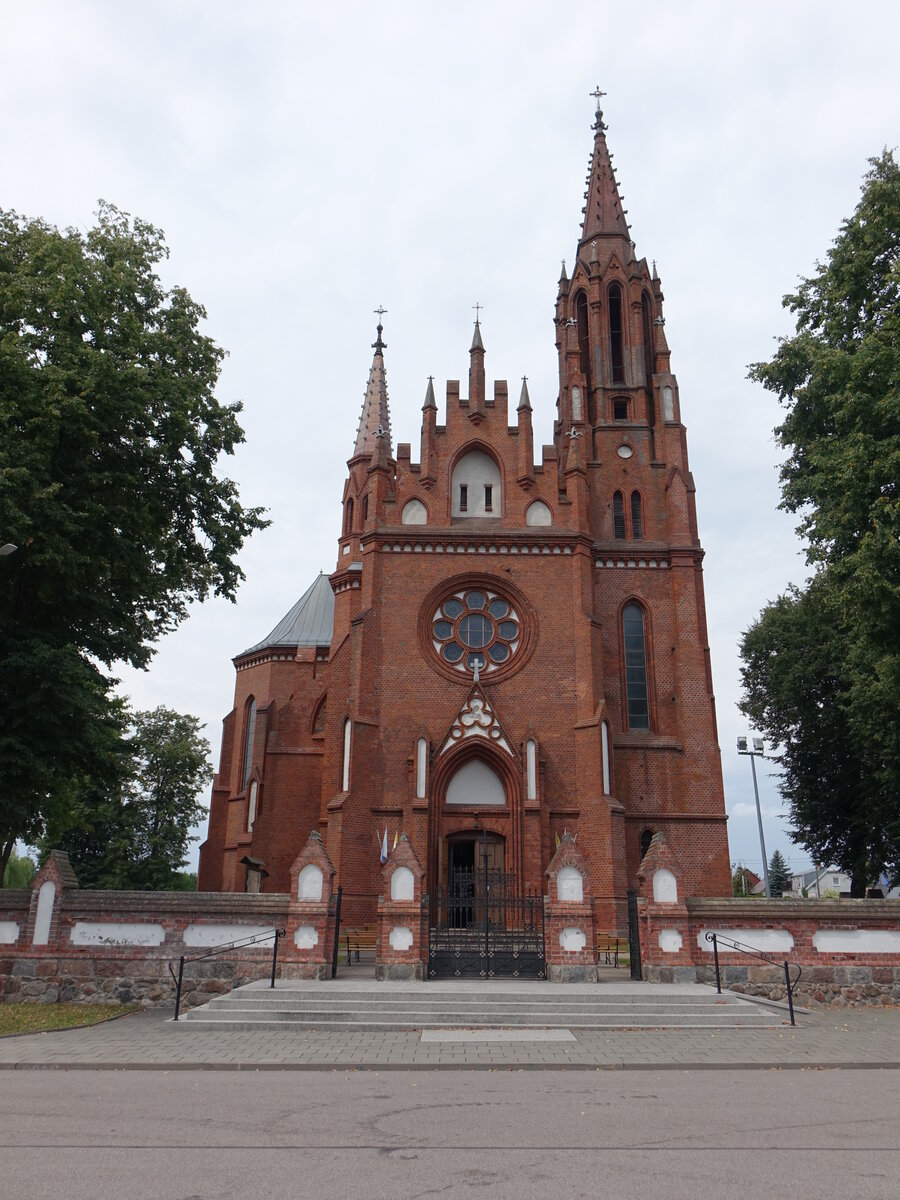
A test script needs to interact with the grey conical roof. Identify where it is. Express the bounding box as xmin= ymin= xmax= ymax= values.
xmin=238 ymin=573 xmax=334 ymax=656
